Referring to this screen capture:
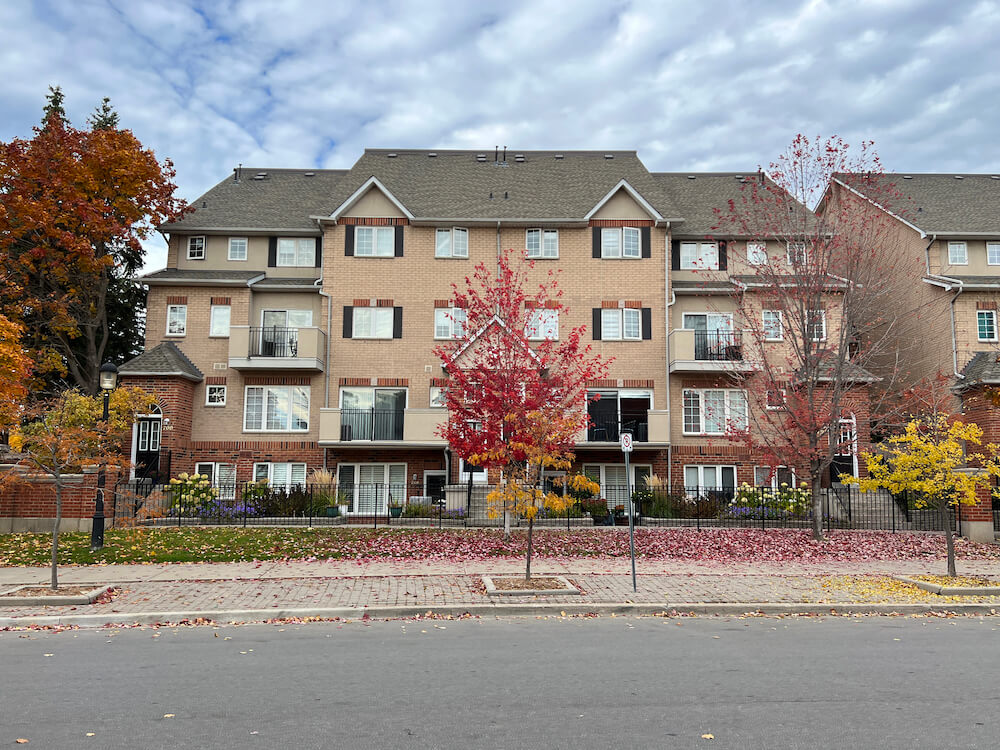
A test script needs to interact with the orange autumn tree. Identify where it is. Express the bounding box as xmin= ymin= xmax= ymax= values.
xmin=0 ymin=314 xmax=32 ymax=428
xmin=11 ymin=387 xmax=157 ymax=589
xmin=0 ymin=88 xmax=188 ymax=394
xmin=434 ymin=249 xmax=608 ymax=577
